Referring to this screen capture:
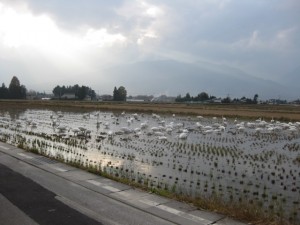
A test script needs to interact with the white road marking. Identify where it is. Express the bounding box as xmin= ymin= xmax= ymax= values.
xmin=87 ymin=178 xmax=211 ymax=223
xmin=87 ymin=180 xmax=102 ymax=186
xmin=139 ymin=199 xmax=160 ymax=206
xmin=87 ymin=180 xmax=121 ymax=192
xmin=86 ymin=180 xmax=212 ymax=223
xmin=181 ymin=213 xmax=212 ymax=224
xmin=156 ymin=205 xmax=183 ymax=216
xmin=102 ymin=185 xmax=121 ymax=192
xmin=156 ymin=205 xmax=212 ymax=224
xmin=0 ymin=146 xmax=10 ymax=150
xmin=18 ymin=153 xmax=33 ymax=159
xmin=53 ymin=167 xmax=68 ymax=172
